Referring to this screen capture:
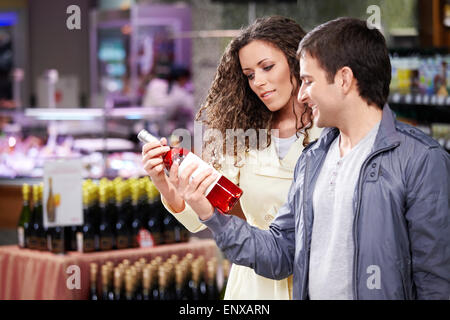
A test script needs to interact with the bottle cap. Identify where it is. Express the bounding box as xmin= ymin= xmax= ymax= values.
xmin=137 ymin=129 xmax=159 ymax=144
